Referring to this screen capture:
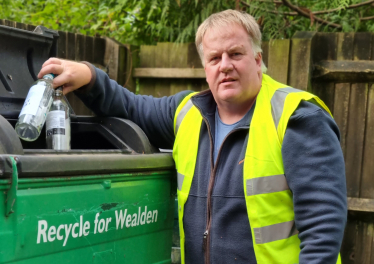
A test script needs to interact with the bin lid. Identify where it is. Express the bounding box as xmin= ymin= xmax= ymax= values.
xmin=0 ymin=25 xmax=59 ymax=118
